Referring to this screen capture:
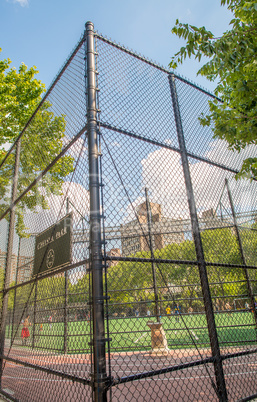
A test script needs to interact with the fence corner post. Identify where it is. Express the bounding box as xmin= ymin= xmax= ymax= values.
xmin=85 ymin=21 xmax=108 ymax=402
xmin=0 ymin=138 xmax=21 ymax=387
xmin=169 ymin=73 xmax=228 ymax=402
